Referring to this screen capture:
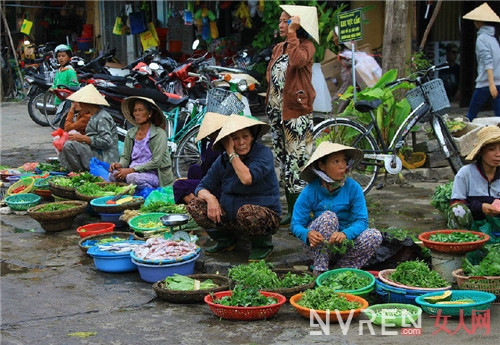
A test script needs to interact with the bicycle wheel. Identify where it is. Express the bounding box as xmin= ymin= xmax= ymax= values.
xmin=432 ymin=115 xmax=463 ymax=174
xmin=173 ymin=124 xmax=201 ymax=178
xmin=28 ymin=90 xmax=51 ymax=126
xmin=43 ymin=91 xmax=62 ymax=129
xmin=313 ymin=118 xmax=380 ymax=194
